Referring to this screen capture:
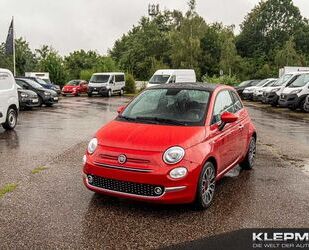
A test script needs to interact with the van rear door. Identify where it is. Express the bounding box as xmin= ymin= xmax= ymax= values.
xmin=0 ymin=70 xmax=14 ymax=123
